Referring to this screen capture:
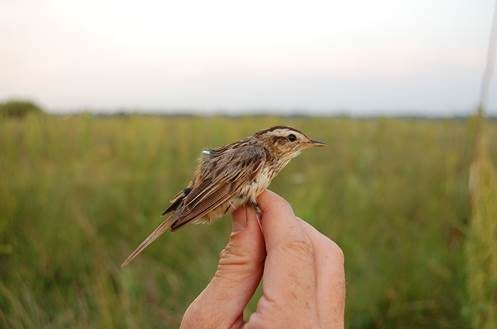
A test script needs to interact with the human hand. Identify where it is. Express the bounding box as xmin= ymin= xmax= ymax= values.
xmin=180 ymin=190 xmax=345 ymax=329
